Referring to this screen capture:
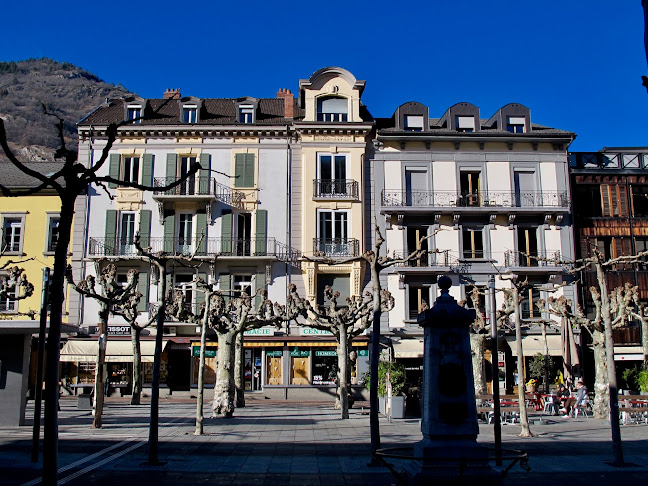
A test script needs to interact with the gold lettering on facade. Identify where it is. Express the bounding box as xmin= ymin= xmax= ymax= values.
xmin=313 ymin=135 xmax=353 ymax=142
